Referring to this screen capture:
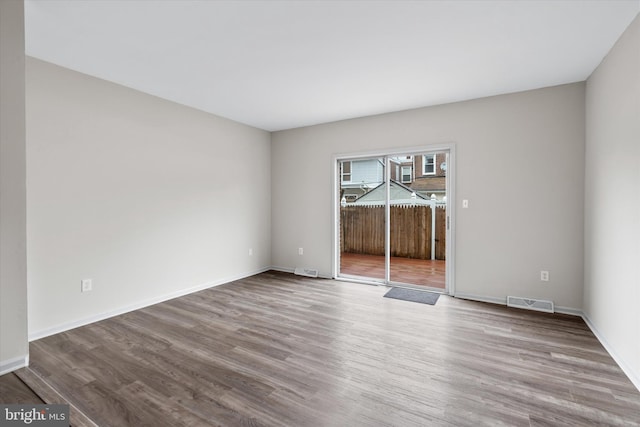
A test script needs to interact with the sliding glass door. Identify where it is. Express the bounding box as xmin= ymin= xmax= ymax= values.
xmin=337 ymin=151 xmax=449 ymax=292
